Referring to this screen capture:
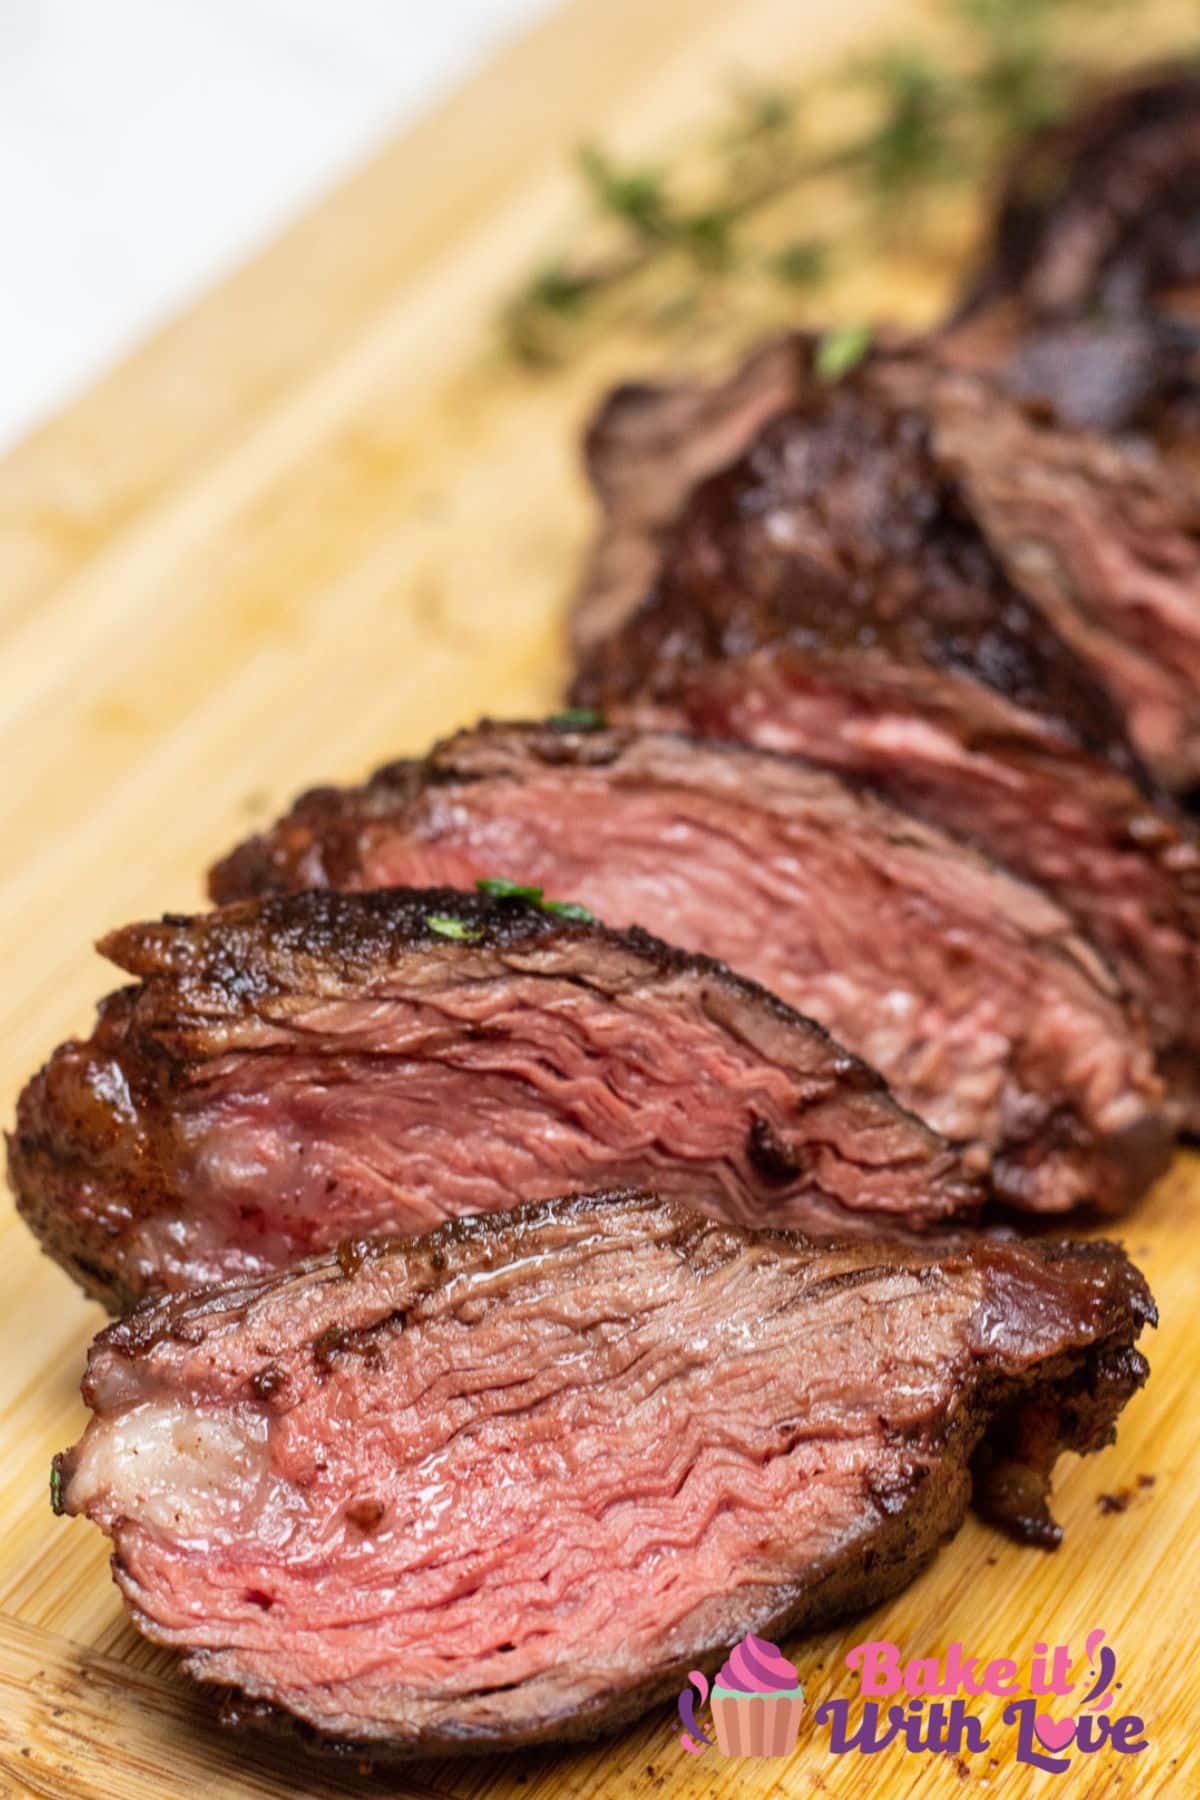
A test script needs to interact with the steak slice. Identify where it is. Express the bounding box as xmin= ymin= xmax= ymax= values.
xmin=53 ymin=1189 xmax=1155 ymax=1758
xmin=8 ymin=888 xmax=980 ymax=1310
xmin=929 ymin=364 xmax=1200 ymax=794
xmin=941 ymin=67 xmax=1200 ymax=780
xmin=945 ymin=306 xmax=1200 ymax=447
xmin=948 ymin=67 xmax=1200 ymax=457
xmin=573 ymin=337 xmax=807 ymax=656
xmin=570 ymin=358 xmax=1200 ymax=1124
xmin=210 ymin=720 xmax=1168 ymax=1218
xmin=577 ymin=330 xmax=1200 ymax=793
xmin=958 ymin=66 xmax=1200 ymax=331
